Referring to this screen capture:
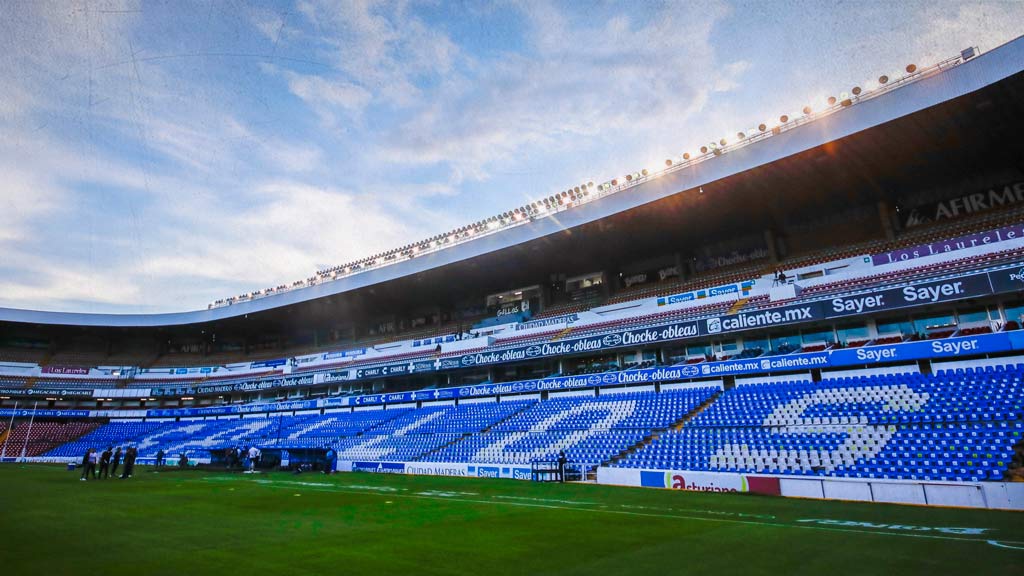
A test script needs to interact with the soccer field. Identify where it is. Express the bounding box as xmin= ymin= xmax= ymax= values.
xmin=0 ymin=465 xmax=1020 ymax=575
